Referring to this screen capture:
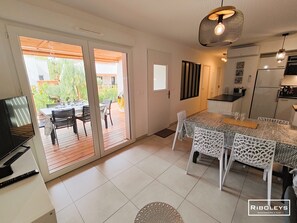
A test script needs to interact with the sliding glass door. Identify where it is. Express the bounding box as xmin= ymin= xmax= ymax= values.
xmin=7 ymin=26 xmax=134 ymax=181
xmin=88 ymin=44 xmax=132 ymax=156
